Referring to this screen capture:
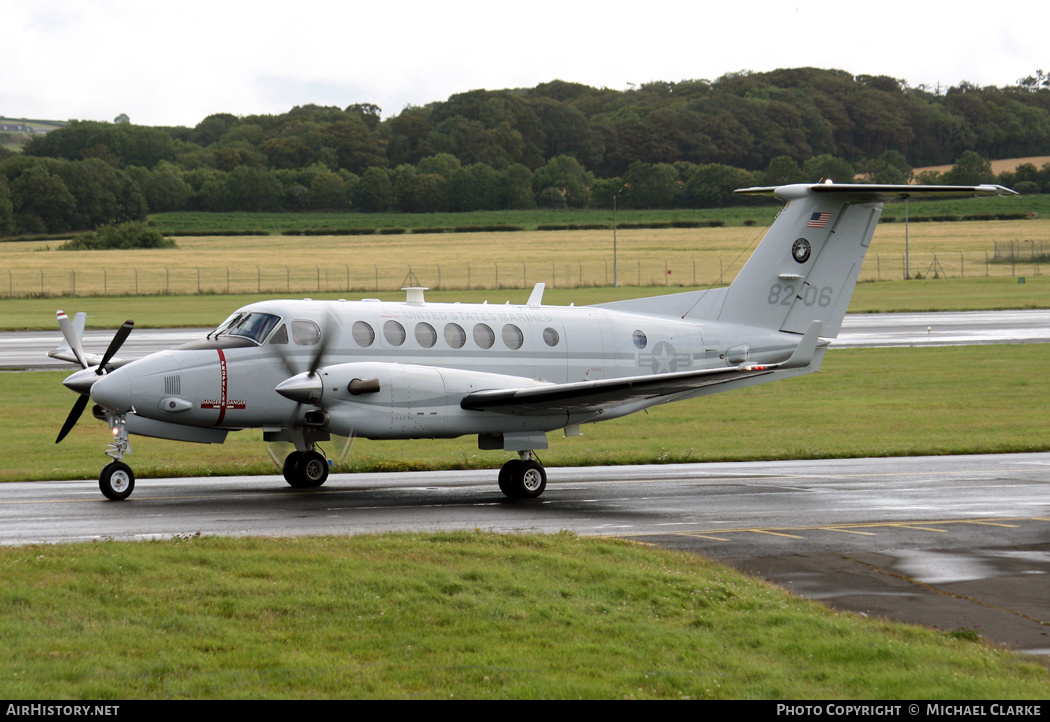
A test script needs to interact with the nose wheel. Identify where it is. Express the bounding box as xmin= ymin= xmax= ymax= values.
xmin=99 ymin=461 xmax=135 ymax=501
